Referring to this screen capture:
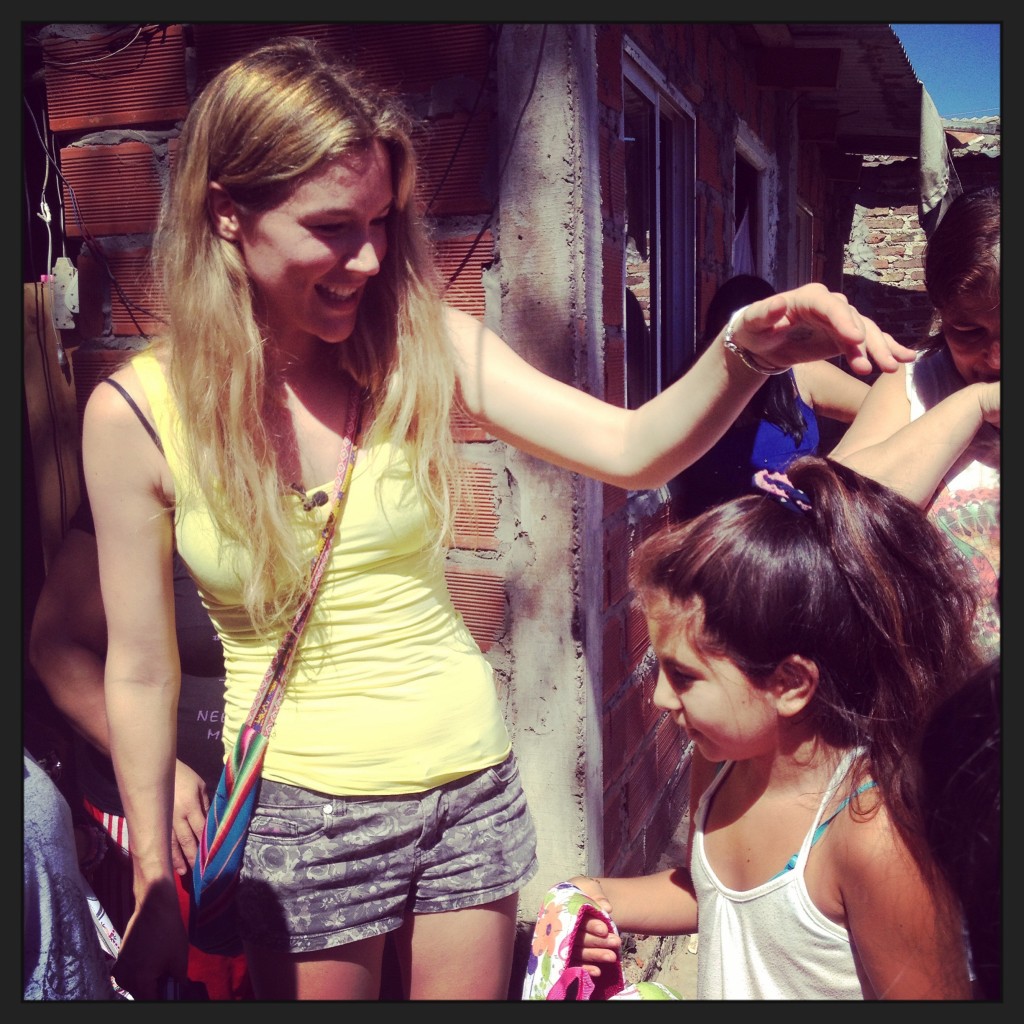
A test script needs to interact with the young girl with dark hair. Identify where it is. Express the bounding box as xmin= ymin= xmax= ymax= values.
xmin=569 ymin=456 xmax=980 ymax=999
